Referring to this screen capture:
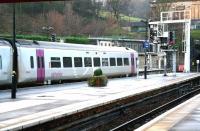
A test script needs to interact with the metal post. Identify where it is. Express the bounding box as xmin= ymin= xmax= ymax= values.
xmin=197 ymin=60 xmax=199 ymax=73
xmin=184 ymin=21 xmax=191 ymax=72
xmin=164 ymin=54 xmax=167 ymax=76
xmin=144 ymin=19 xmax=148 ymax=79
xmin=172 ymin=50 xmax=176 ymax=76
xmin=144 ymin=49 xmax=147 ymax=79
xmin=11 ymin=3 xmax=17 ymax=99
